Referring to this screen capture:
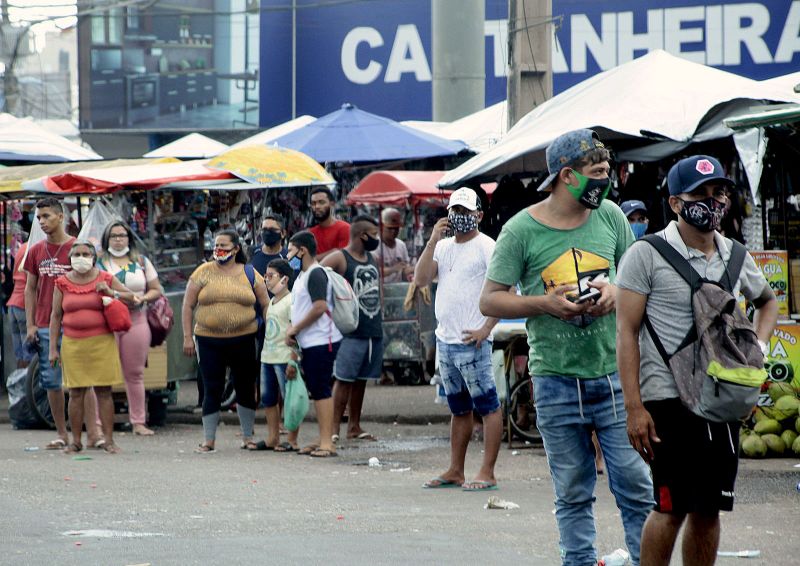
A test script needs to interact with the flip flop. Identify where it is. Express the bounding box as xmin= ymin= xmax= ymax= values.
xmin=462 ymin=480 xmax=498 ymax=492
xmin=45 ymin=438 xmax=67 ymax=450
xmin=194 ymin=443 xmax=216 ymax=454
xmin=274 ymin=442 xmax=297 ymax=453
xmin=88 ymin=438 xmax=106 ymax=450
xmin=423 ymin=477 xmax=462 ymax=489
xmin=309 ymin=448 xmax=337 ymax=458
xmin=62 ymin=443 xmax=83 ymax=454
xmin=243 ymin=440 xmax=271 ymax=451
xmin=348 ymin=432 xmax=378 ymax=442
xmin=297 ymin=445 xmax=319 ymax=455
